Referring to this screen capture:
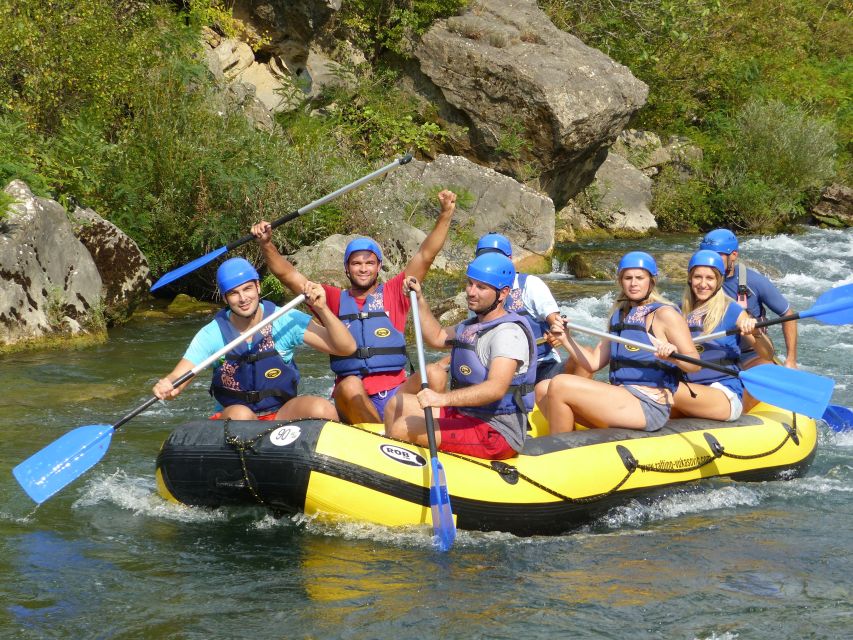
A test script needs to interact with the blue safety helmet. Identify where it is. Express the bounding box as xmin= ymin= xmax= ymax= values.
xmin=216 ymin=257 xmax=260 ymax=294
xmin=688 ymin=249 xmax=725 ymax=276
xmin=617 ymin=251 xmax=658 ymax=277
xmin=475 ymin=232 xmax=512 ymax=258
xmin=699 ymin=228 xmax=738 ymax=255
xmin=344 ymin=237 xmax=383 ymax=265
xmin=466 ymin=253 xmax=516 ymax=290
